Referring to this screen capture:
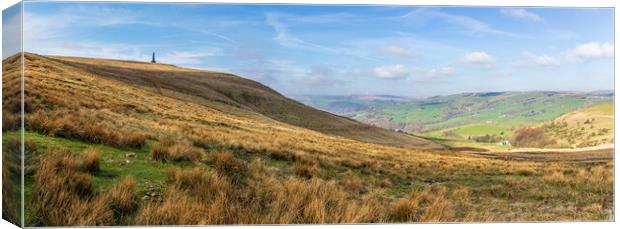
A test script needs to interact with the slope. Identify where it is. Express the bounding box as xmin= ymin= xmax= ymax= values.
xmin=1 ymin=53 xmax=613 ymax=224
xmin=44 ymin=54 xmax=440 ymax=149
xmin=544 ymin=102 xmax=614 ymax=148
